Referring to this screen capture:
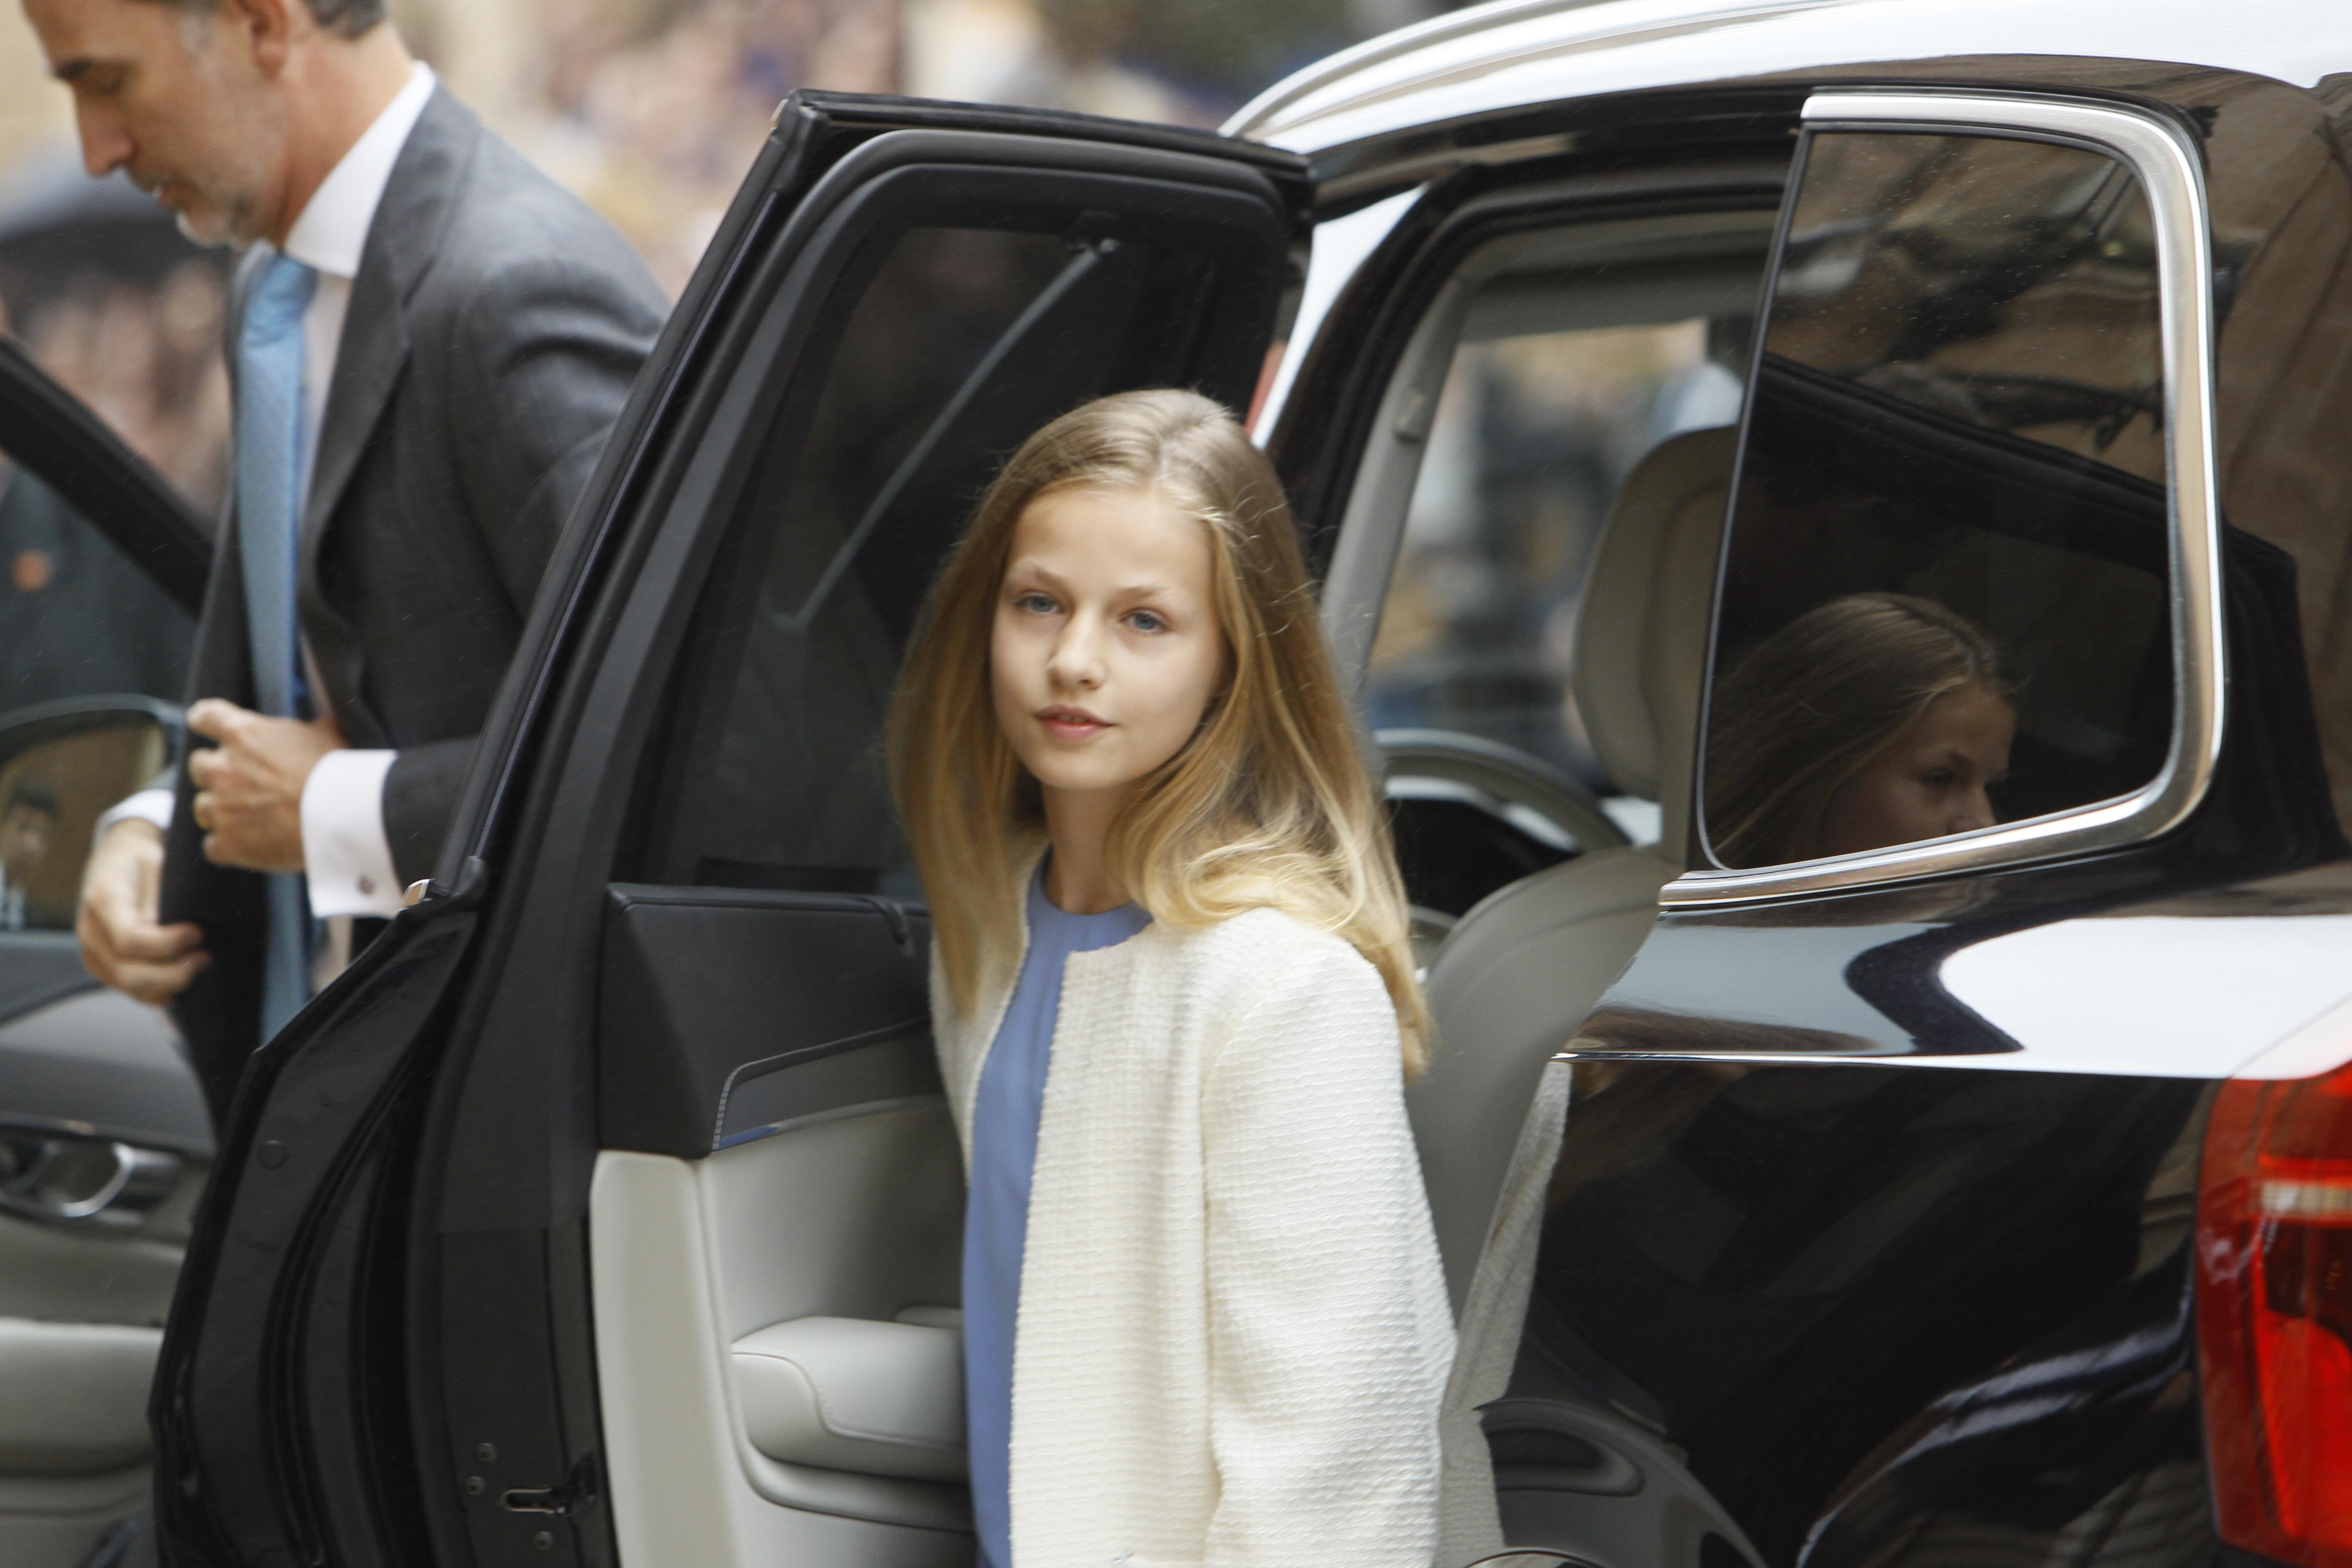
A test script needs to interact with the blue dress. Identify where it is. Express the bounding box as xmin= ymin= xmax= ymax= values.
xmin=963 ymin=867 xmax=1151 ymax=1568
